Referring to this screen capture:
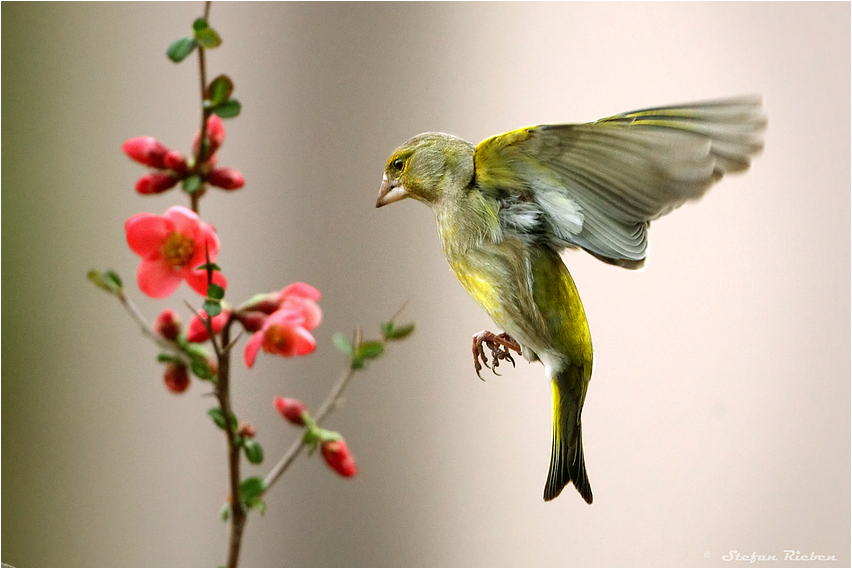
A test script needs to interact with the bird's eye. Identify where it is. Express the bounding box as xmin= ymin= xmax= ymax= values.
xmin=392 ymin=158 xmax=404 ymax=170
